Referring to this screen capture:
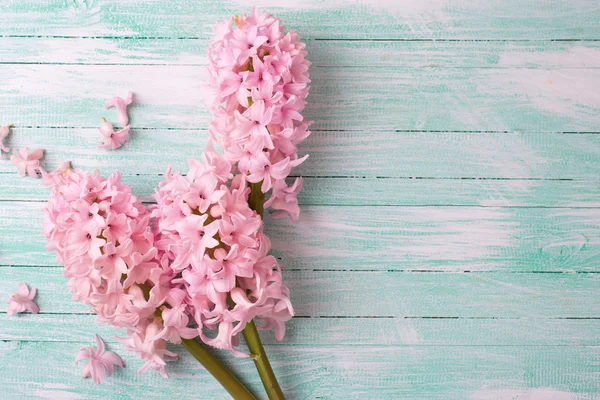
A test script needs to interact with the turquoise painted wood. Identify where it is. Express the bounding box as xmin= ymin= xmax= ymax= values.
xmin=1 ymin=1 xmax=599 ymax=399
